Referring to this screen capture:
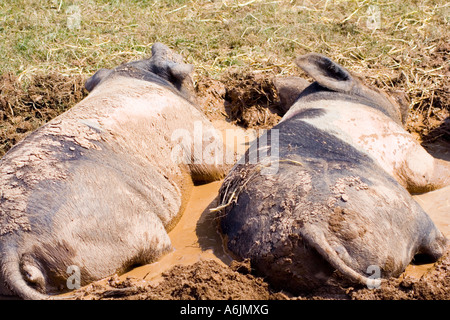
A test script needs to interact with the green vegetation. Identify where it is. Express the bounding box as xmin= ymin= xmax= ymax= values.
xmin=1 ymin=0 xmax=448 ymax=79
xmin=0 ymin=0 xmax=448 ymax=153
